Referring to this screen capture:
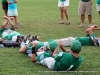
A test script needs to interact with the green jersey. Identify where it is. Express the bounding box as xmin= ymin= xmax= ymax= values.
xmin=0 ymin=28 xmax=5 ymax=37
xmin=2 ymin=0 xmax=7 ymax=2
xmin=54 ymin=52 xmax=83 ymax=71
xmin=3 ymin=31 xmax=21 ymax=40
xmin=77 ymin=34 xmax=95 ymax=46
xmin=96 ymin=0 xmax=100 ymax=4
xmin=81 ymin=0 xmax=90 ymax=2
xmin=60 ymin=0 xmax=66 ymax=2
xmin=36 ymin=51 xmax=52 ymax=62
